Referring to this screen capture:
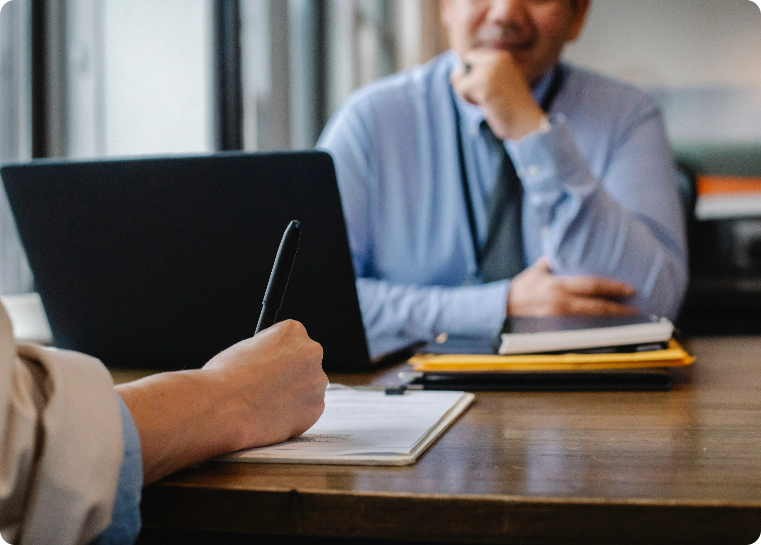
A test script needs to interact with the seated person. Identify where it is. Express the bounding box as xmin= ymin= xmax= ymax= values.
xmin=0 ymin=304 xmax=327 ymax=545
xmin=317 ymin=0 xmax=687 ymax=344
